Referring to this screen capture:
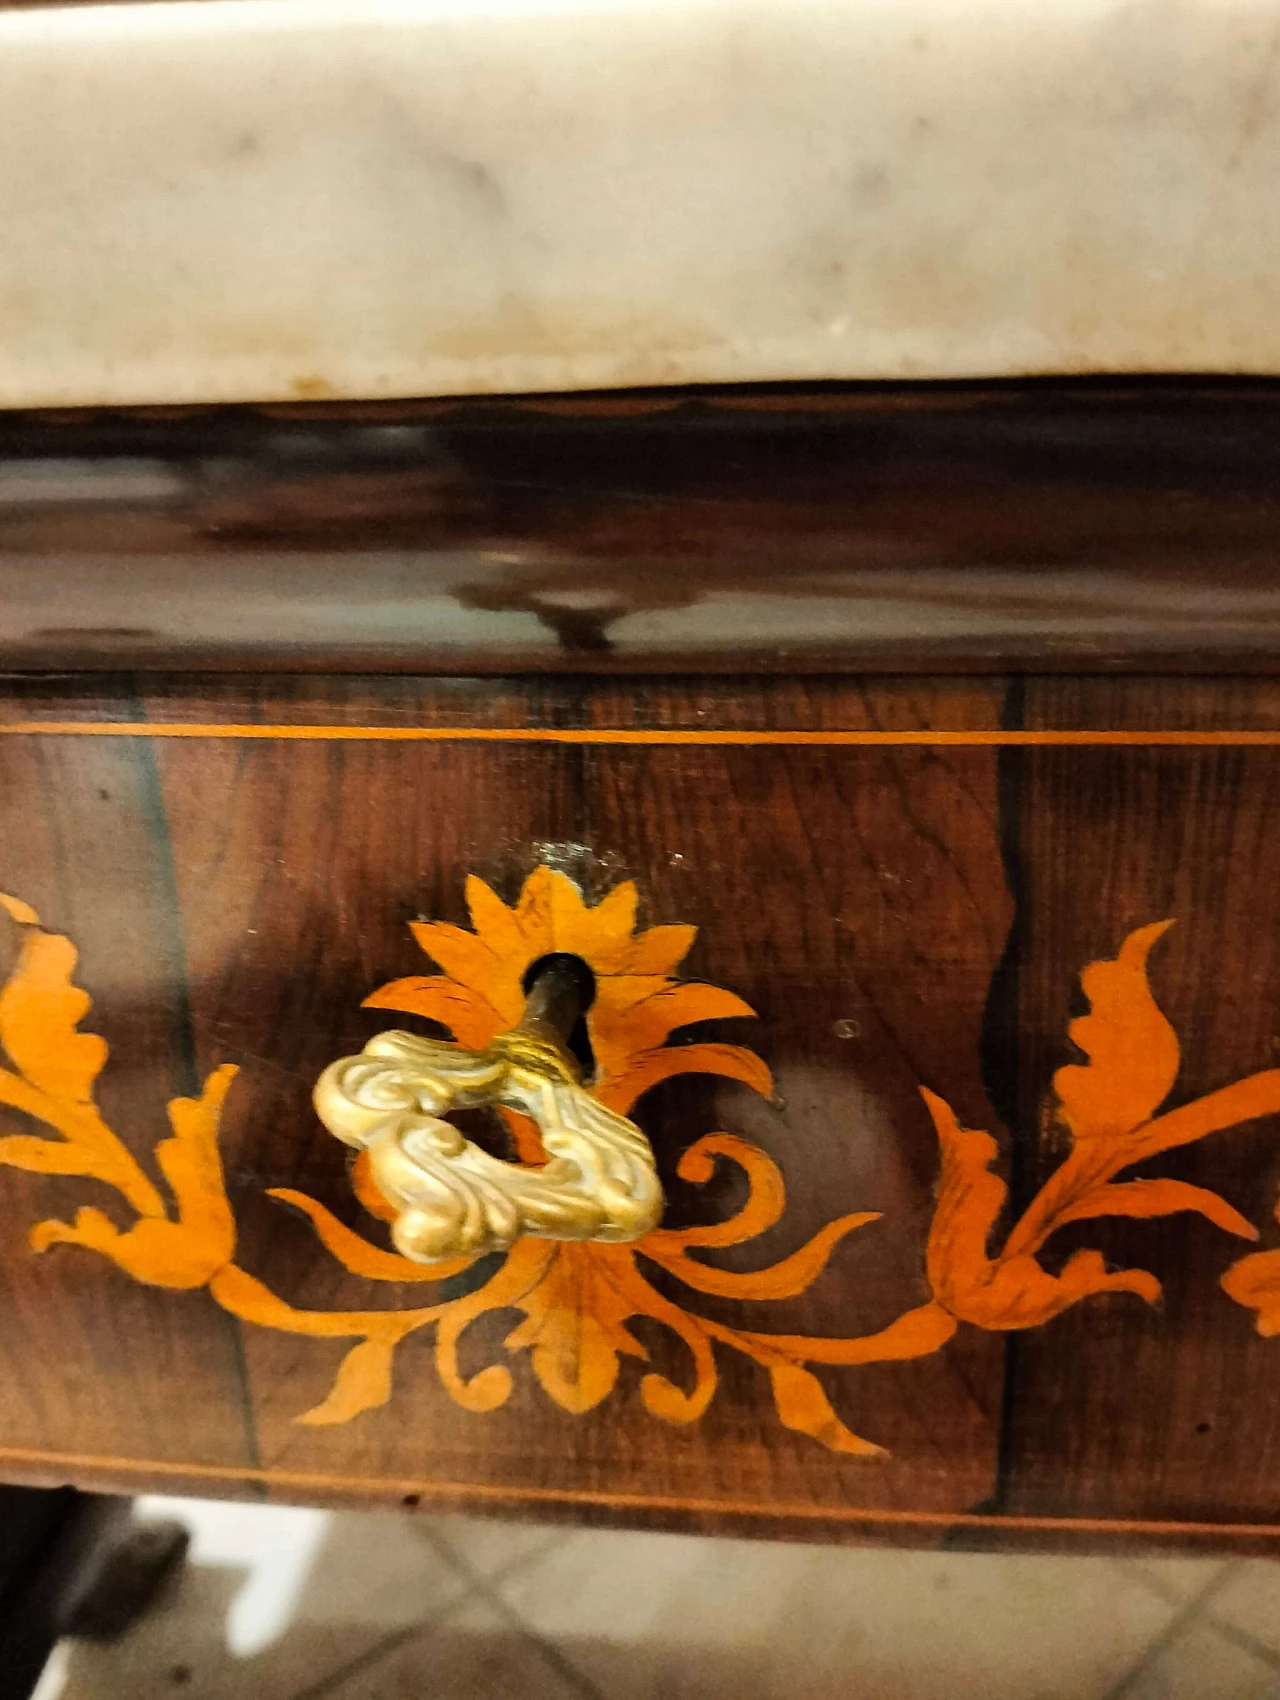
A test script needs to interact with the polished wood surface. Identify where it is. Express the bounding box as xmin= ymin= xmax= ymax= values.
xmin=1002 ymin=679 xmax=1280 ymax=1528
xmin=3 ymin=674 xmax=1280 ymax=1550
xmin=7 ymin=383 xmax=1280 ymax=675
